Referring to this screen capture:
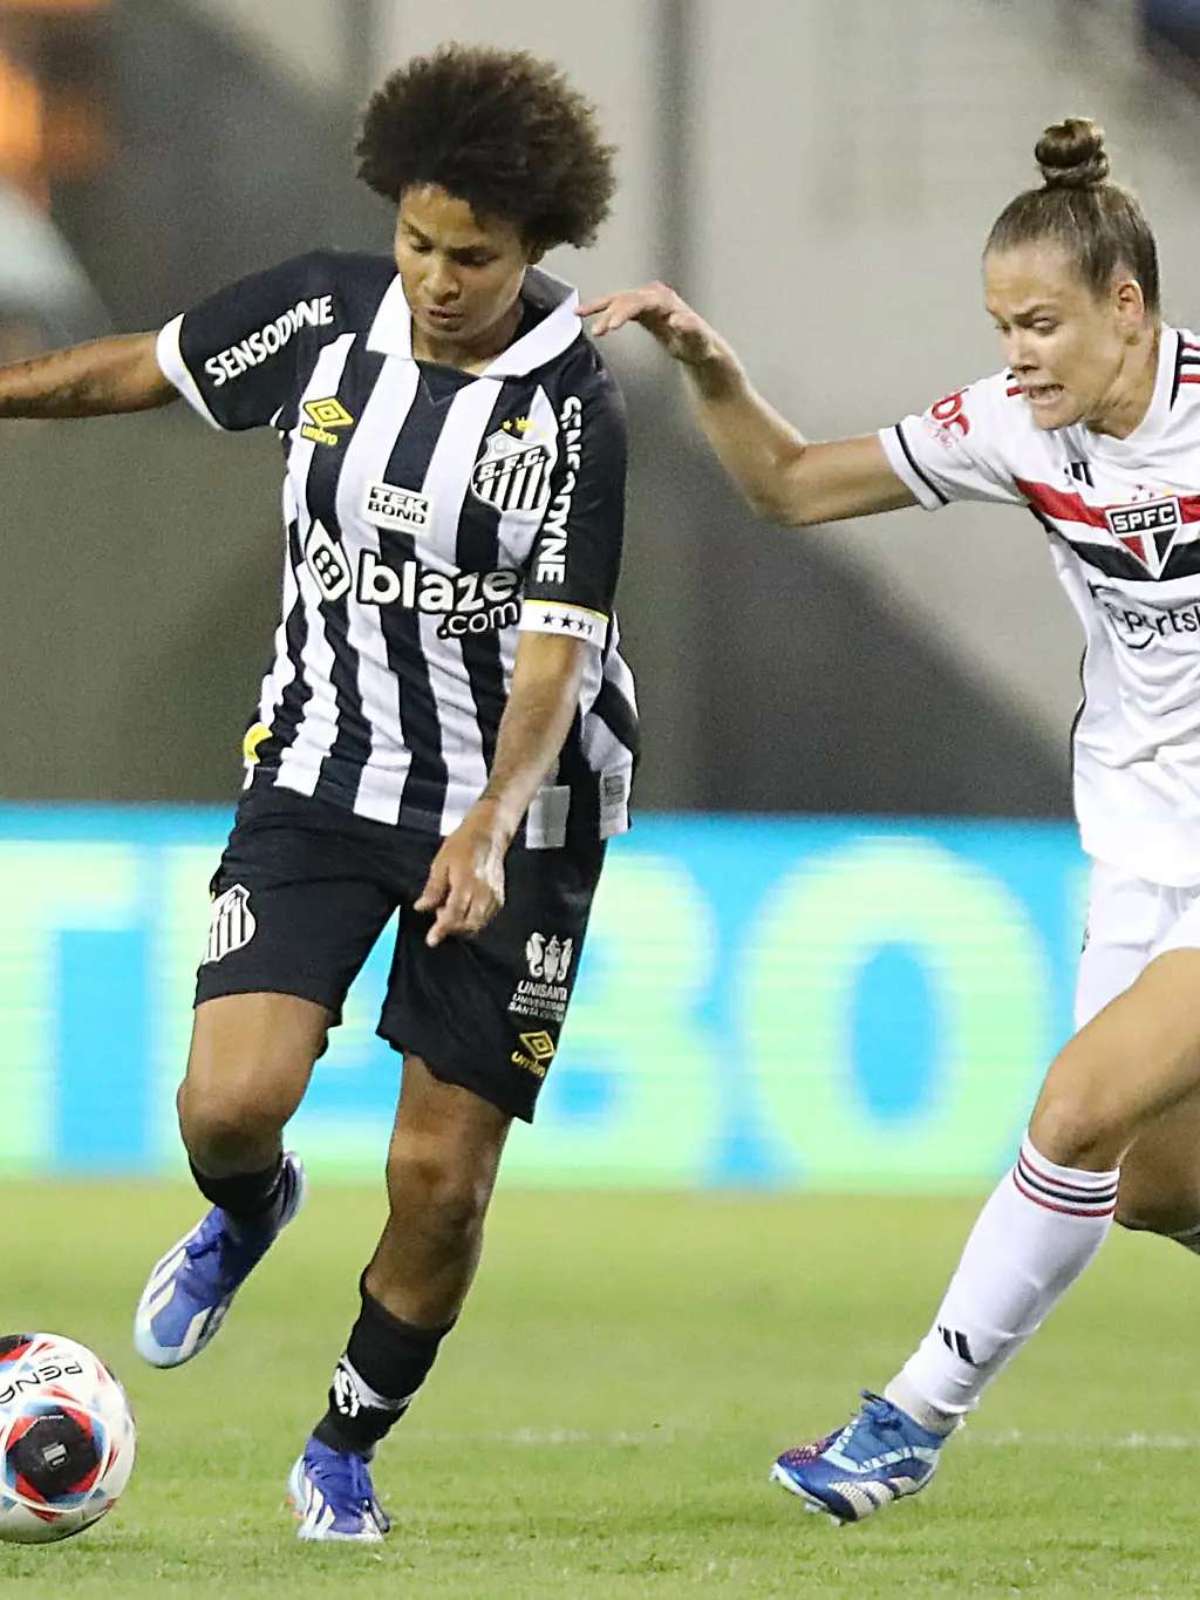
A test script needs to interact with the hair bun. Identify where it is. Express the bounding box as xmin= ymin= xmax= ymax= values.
xmin=1035 ymin=117 xmax=1110 ymax=190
